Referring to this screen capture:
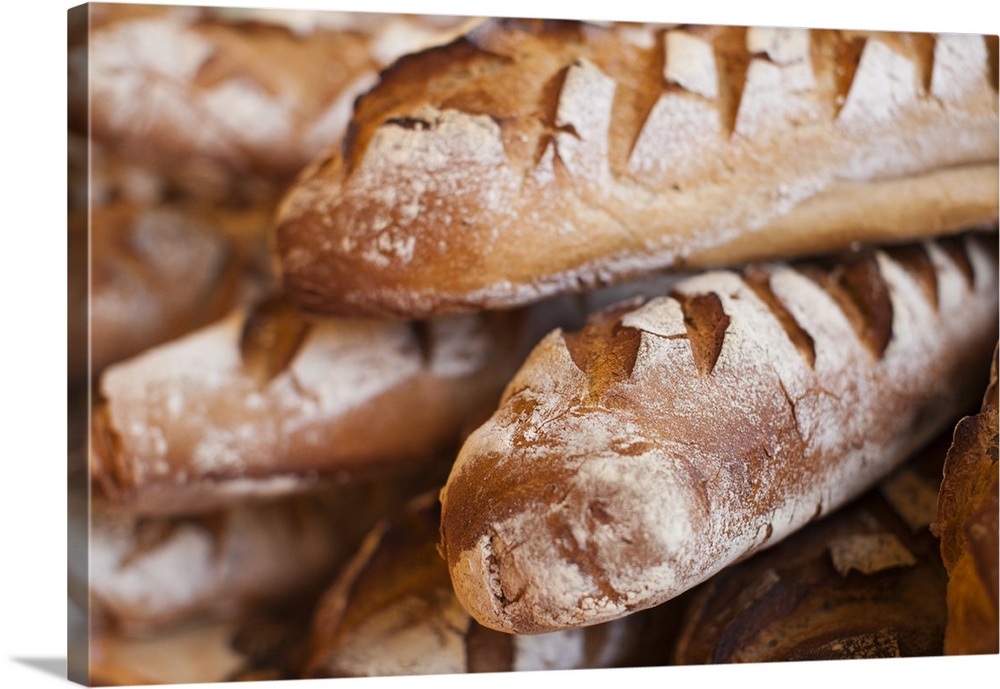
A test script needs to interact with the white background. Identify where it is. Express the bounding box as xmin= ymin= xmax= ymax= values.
xmin=3 ymin=0 xmax=998 ymax=687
